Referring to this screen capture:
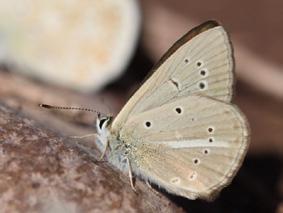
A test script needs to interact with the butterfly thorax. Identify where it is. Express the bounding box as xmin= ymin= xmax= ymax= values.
xmin=96 ymin=116 xmax=137 ymax=172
